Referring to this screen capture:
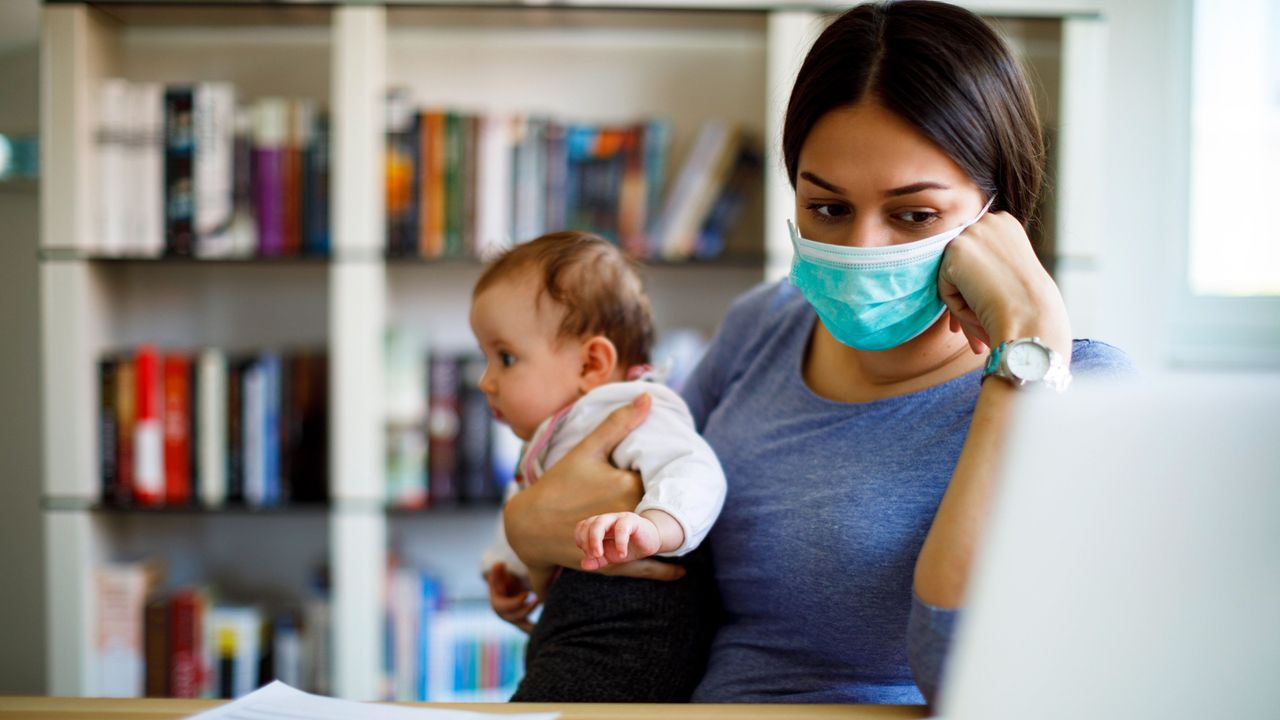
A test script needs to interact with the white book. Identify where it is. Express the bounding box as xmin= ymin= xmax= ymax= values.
xmin=474 ymin=113 xmax=514 ymax=259
xmin=133 ymin=83 xmax=166 ymax=257
xmin=97 ymin=78 xmax=131 ymax=256
xmin=243 ymin=360 xmax=265 ymax=507
xmin=94 ymin=562 xmax=158 ymax=697
xmin=195 ymin=83 xmax=237 ymax=258
xmin=198 ymin=348 xmax=227 ymax=507
xmin=389 ymin=568 xmax=422 ymax=700
xmin=272 ymin=616 xmax=302 ymax=690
